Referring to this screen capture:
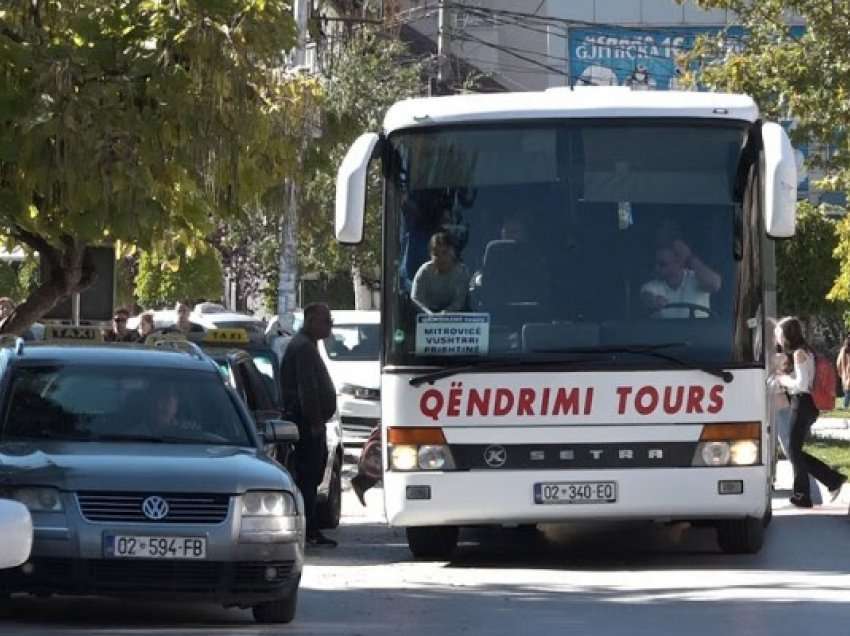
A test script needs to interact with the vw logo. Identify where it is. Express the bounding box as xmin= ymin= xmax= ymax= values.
xmin=483 ymin=445 xmax=507 ymax=468
xmin=141 ymin=496 xmax=169 ymax=521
